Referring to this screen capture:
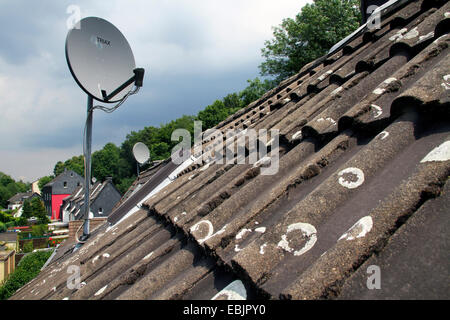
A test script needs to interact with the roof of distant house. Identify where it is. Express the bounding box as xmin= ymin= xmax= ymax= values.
xmin=0 ymin=232 xmax=18 ymax=243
